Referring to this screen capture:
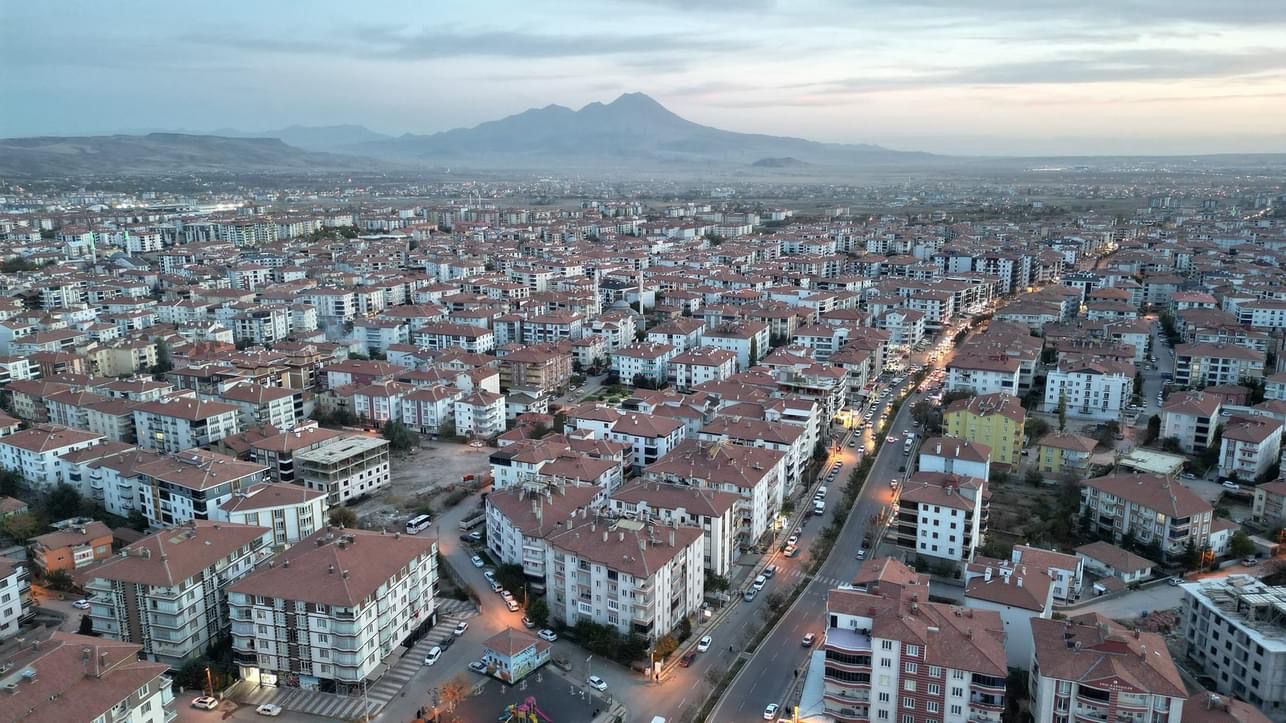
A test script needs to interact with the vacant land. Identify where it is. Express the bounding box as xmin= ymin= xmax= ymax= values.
xmin=352 ymin=440 xmax=491 ymax=526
